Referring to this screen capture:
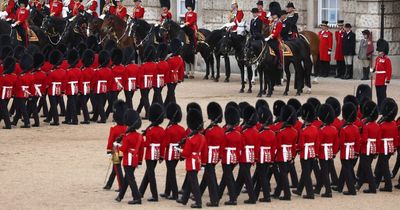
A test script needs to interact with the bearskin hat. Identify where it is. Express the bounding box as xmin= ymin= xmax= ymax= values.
xmin=18 ymin=0 xmax=28 ymax=6
xmin=225 ymin=106 xmax=240 ymax=126
xmin=286 ymin=2 xmax=295 ymax=8
xmin=243 ymin=106 xmax=258 ymax=127
xmin=356 ymin=84 xmax=372 ymax=104
xmin=67 ymin=49 xmax=80 ymax=67
xmin=2 ymin=57 xmax=16 ymax=74
xmin=49 ymin=49 xmax=63 ymax=66
xmin=185 ymin=0 xmax=195 ymax=10
xmin=380 ymin=98 xmax=398 ymax=122
xmin=269 ymin=1 xmax=281 ymax=17
xmin=111 ymin=48 xmax=123 ymax=65
xmin=104 ymin=39 xmax=117 ymax=53
xmin=19 ymin=53 xmax=33 ymax=72
xmin=301 ymin=103 xmax=316 ymax=123
xmin=225 ymin=101 xmax=239 ymax=111
xmin=307 ymin=97 xmax=321 ymax=113
xmin=14 ymin=45 xmax=27 ymax=60
xmin=0 ymin=46 xmax=13 ymax=60
xmin=33 ymin=53 xmax=45 ymax=70
xmin=273 ymin=100 xmax=285 ymax=117
xmin=376 ymin=39 xmax=389 ymax=55
xmin=287 ymin=98 xmax=301 ymax=116
xmin=342 ymin=102 xmax=357 ymax=123
xmin=321 ymin=20 xmax=329 ymax=27
xmin=144 ymin=45 xmax=157 ymax=62
xmin=122 ymin=47 xmax=135 ymax=65
xmin=359 ymin=96 xmax=371 ymax=115
xmin=255 ymin=99 xmax=269 ymax=111
xmin=160 ymin=0 xmax=170 ymax=9
xmin=280 ymin=105 xmax=296 ymax=126
xmin=170 ymin=39 xmax=182 ymax=56
xmin=98 ymin=50 xmax=111 ymax=67
xmin=187 ymin=109 xmax=203 ymax=131
xmin=362 ymin=101 xmax=379 ymax=122
xmin=186 ymin=102 xmax=202 ymax=113
xmin=113 ymin=100 xmax=127 ymax=125
xmin=238 ymin=102 xmax=251 ymax=119
xmin=207 ymin=102 xmax=223 ymax=123
xmin=82 ymin=49 xmax=95 ymax=67
xmin=343 ymin=95 xmax=358 ymax=107
xmin=326 ymin=97 xmax=341 ymax=117
xmin=124 ymin=109 xmax=142 ymax=130
xmin=258 ymin=106 xmax=273 ymax=125
xmin=166 ymin=102 xmax=182 ymax=124
xmin=318 ymin=104 xmax=335 ymax=125
xmin=149 ymin=103 xmax=165 ymax=125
